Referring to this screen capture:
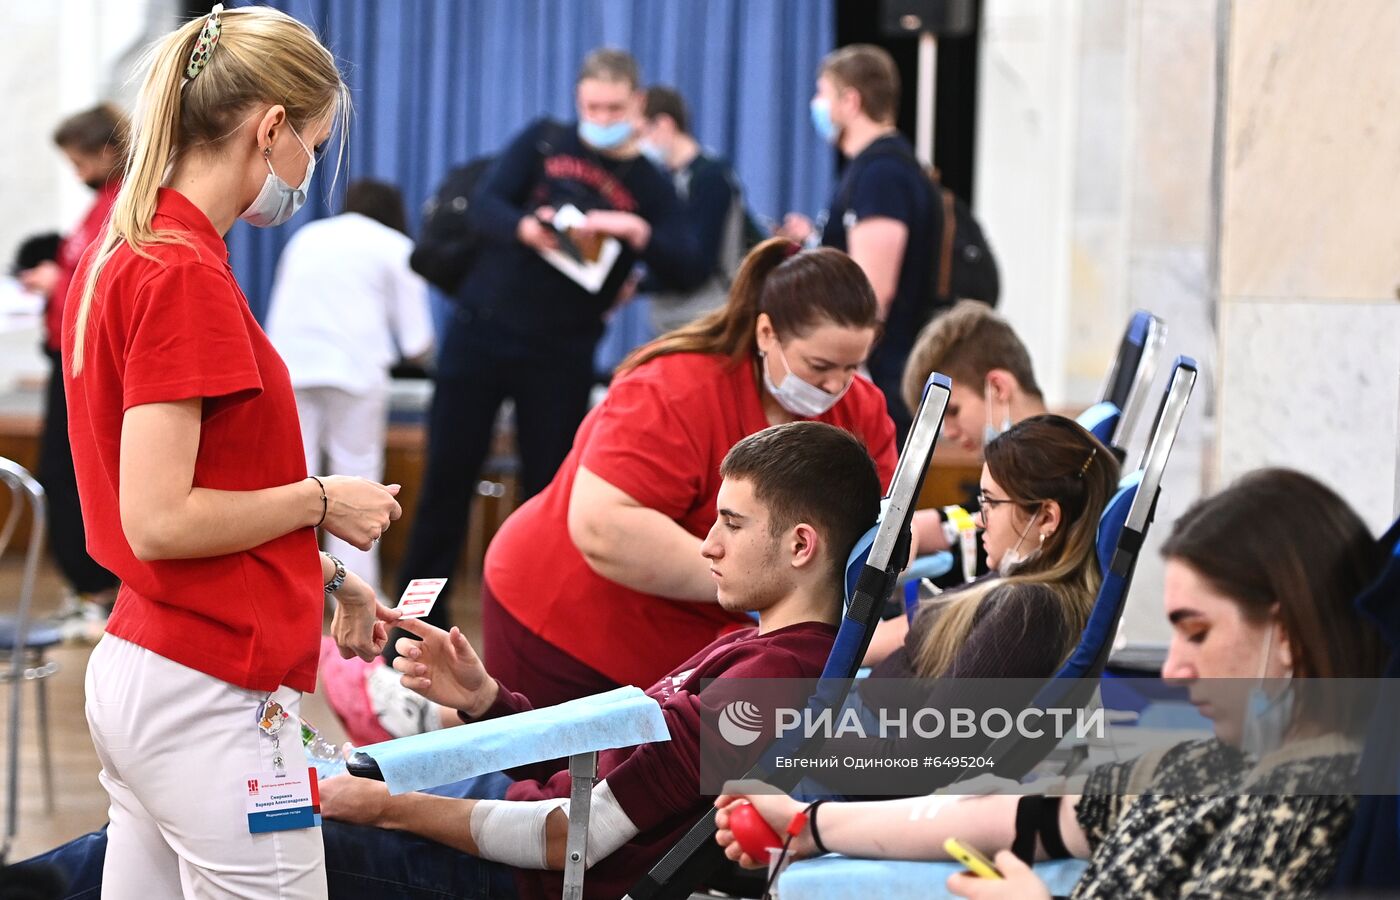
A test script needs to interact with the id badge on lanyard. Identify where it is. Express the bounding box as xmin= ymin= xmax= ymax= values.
xmin=245 ymin=697 xmax=321 ymax=833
